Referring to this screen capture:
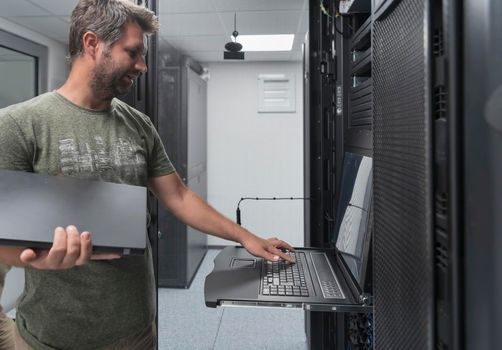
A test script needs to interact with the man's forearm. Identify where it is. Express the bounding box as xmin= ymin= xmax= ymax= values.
xmin=0 ymin=247 xmax=26 ymax=267
xmin=167 ymin=190 xmax=254 ymax=244
xmin=149 ymin=173 xmax=295 ymax=262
